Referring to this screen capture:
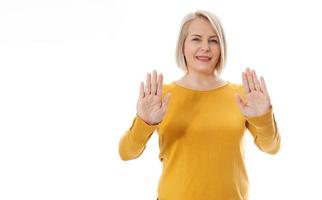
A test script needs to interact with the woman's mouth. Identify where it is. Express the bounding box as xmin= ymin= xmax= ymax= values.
xmin=196 ymin=56 xmax=211 ymax=62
